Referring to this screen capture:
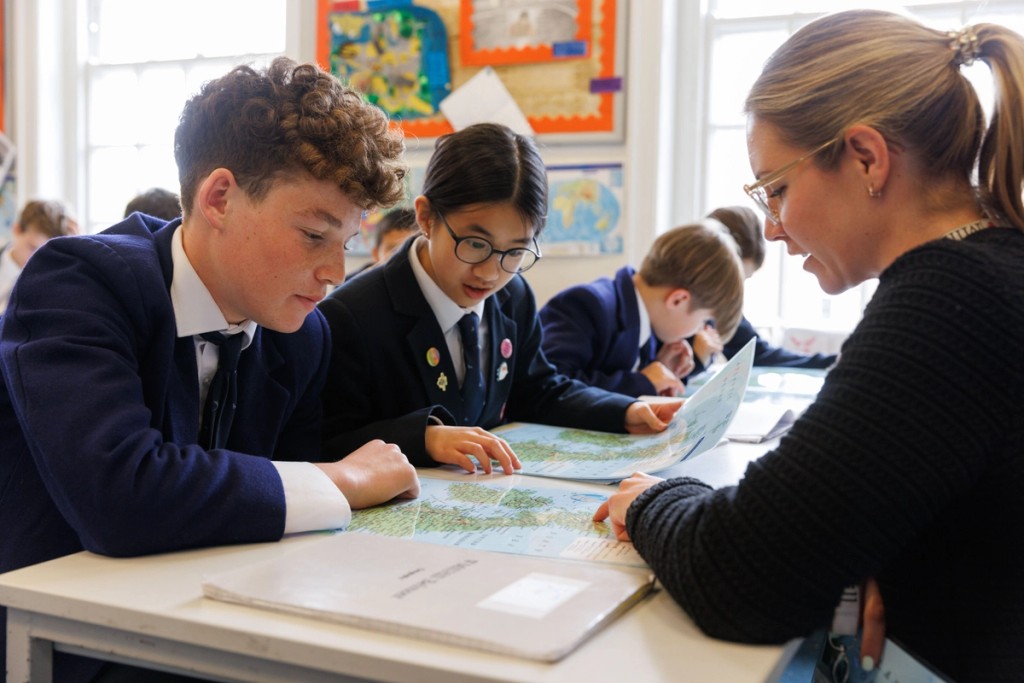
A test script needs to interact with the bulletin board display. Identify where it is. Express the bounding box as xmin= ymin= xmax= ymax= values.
xmin=0 ymin=0 xmax=4 ymax=131
xmin=0 ymin=0 xmax=15 ymax=242
xmin=316 ymin=0 xmax=625 ymax=141
xmin=459 ymin=0 xmax=594 ymax=66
